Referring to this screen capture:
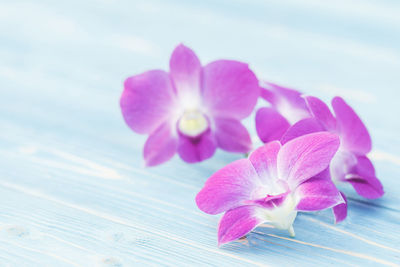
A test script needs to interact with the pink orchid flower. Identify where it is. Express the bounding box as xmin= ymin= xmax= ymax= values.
xmin=120 ymin=44 xmax=260 ymax=166
xmin=281 ymin=96 xmax=384 ymax=223
xmin=256 ymin=82 xmax=311 ymax=143
xmin=196 ymin=132 xmax=344 ymax=246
